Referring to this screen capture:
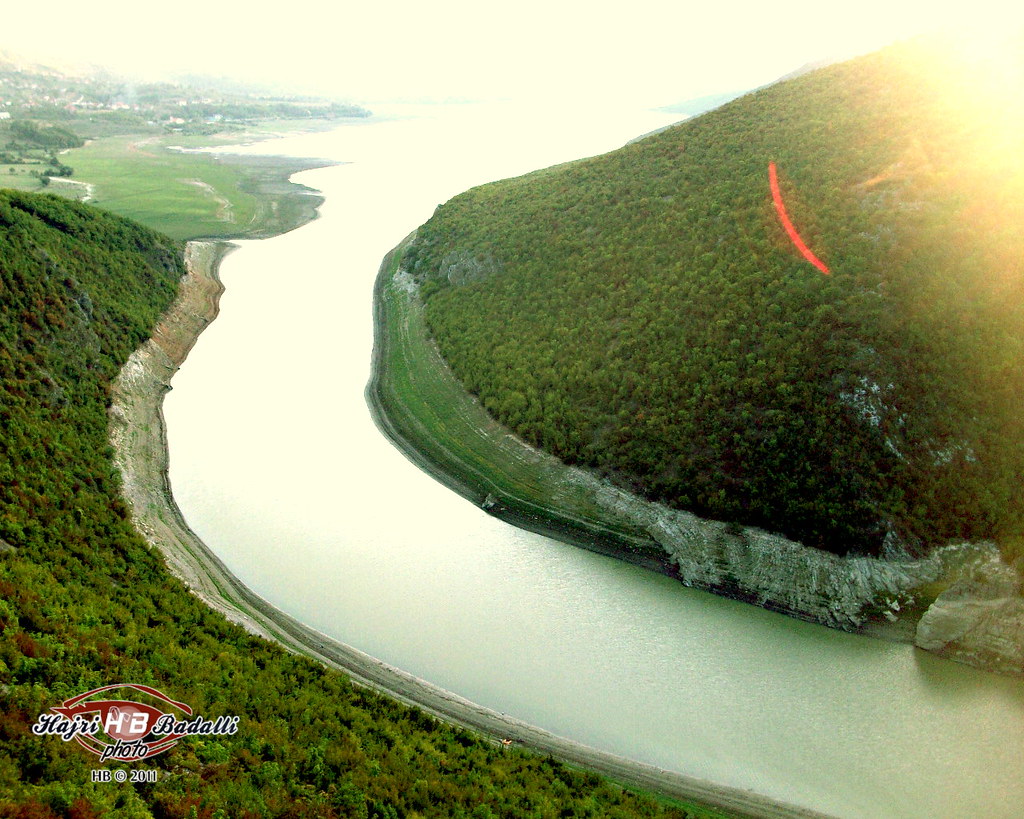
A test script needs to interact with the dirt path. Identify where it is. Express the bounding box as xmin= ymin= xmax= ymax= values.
xmin=48 ymin=177 xmax=95 ymax=202
xmin=181 ymin=178 xmax=235 ymax=222
xmin=127 ymin=136 xmax=160 ymax=157
xmin=108 ymin=240 xmax=833 ymax=819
